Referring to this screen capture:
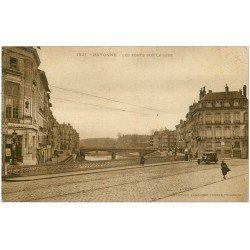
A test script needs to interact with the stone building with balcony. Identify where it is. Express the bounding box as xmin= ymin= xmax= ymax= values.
xmin=149 ymin=129 xmax=176 ymax=151
xmin=175 ymin=85 xmax=248 ymax=158
xmin=2 ymin=47 xmax=41 ymax=165
xmin=59 ymin=123 xmax=79 ymax=154
xmin=2 ymin=47 xmax=80 ymax=166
